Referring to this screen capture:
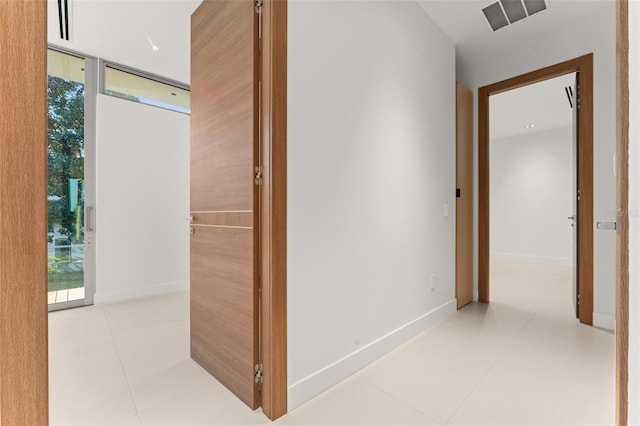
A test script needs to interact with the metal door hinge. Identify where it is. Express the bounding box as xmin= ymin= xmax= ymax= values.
xmin=255 ymin=0 xmax=263 ymax=14
xmin=577 ymin=294 xmax=581 ymax=305
xmin=254 ymin=364 xmax=263 ymax=383
xmin=254 ymin=166 xmax=263 ymax=186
